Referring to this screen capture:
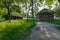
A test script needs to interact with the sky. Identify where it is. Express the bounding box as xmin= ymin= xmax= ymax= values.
xmin=38 ymin=0 xmax=59 ymax=11
xmin=24 ymin=0 xmax=59 ymax=14
xmin=39 ymin=0 xmax=59 ymax=10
